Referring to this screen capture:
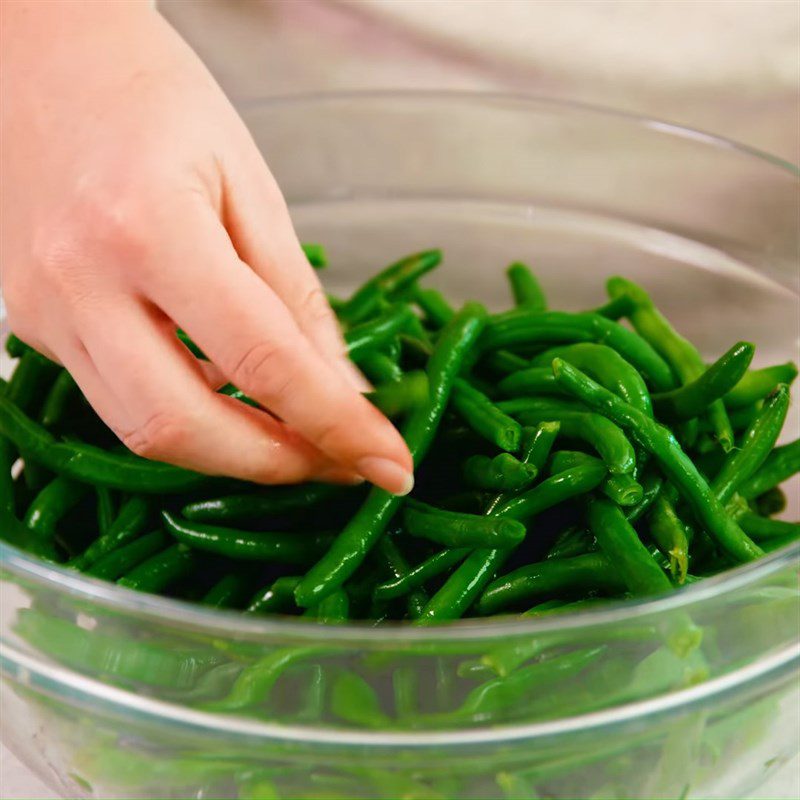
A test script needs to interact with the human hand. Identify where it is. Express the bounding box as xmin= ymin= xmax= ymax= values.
xmin=1 ymin=1 xmax=413 ymax=494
